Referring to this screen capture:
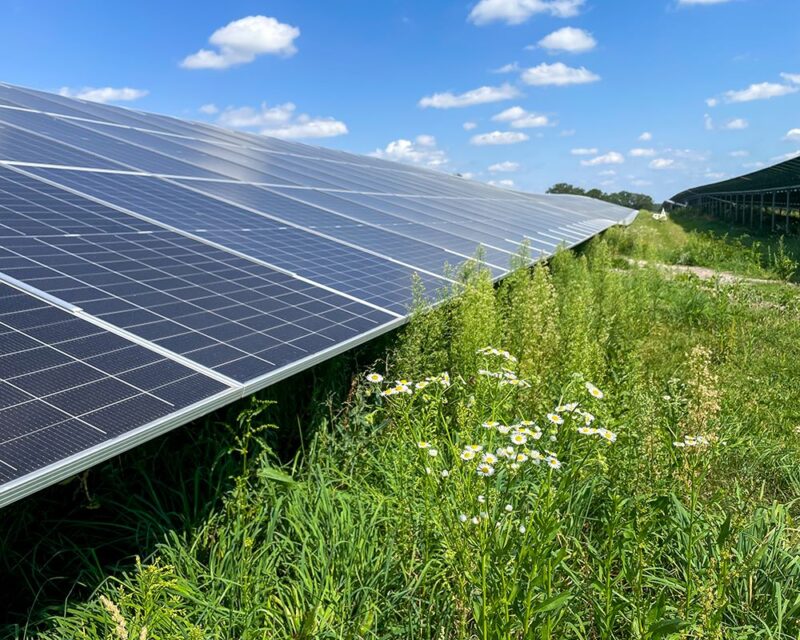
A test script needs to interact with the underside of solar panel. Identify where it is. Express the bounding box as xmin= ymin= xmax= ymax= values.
xmin=0 ymin=81 xmax=636 ymax=507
